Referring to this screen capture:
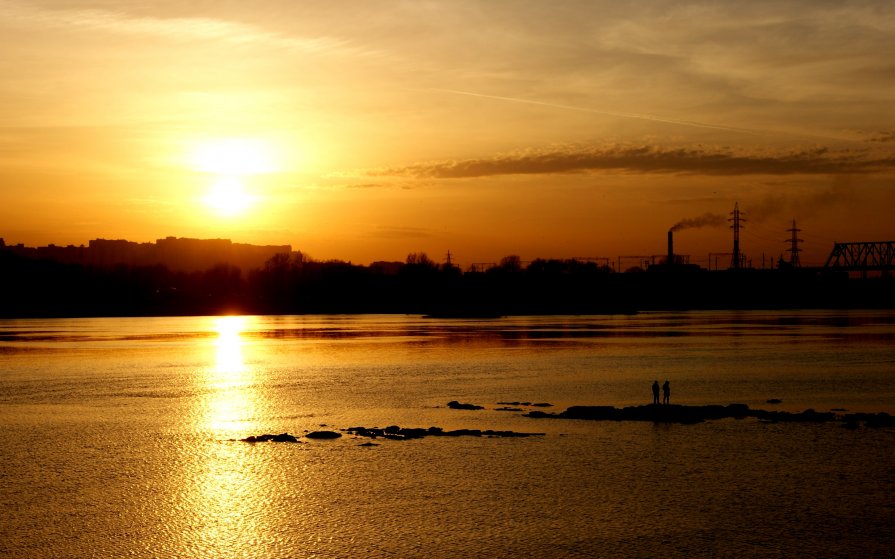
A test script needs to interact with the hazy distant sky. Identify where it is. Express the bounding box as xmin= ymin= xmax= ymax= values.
xmin=2 ymin=0 xmax=893 ymax=266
